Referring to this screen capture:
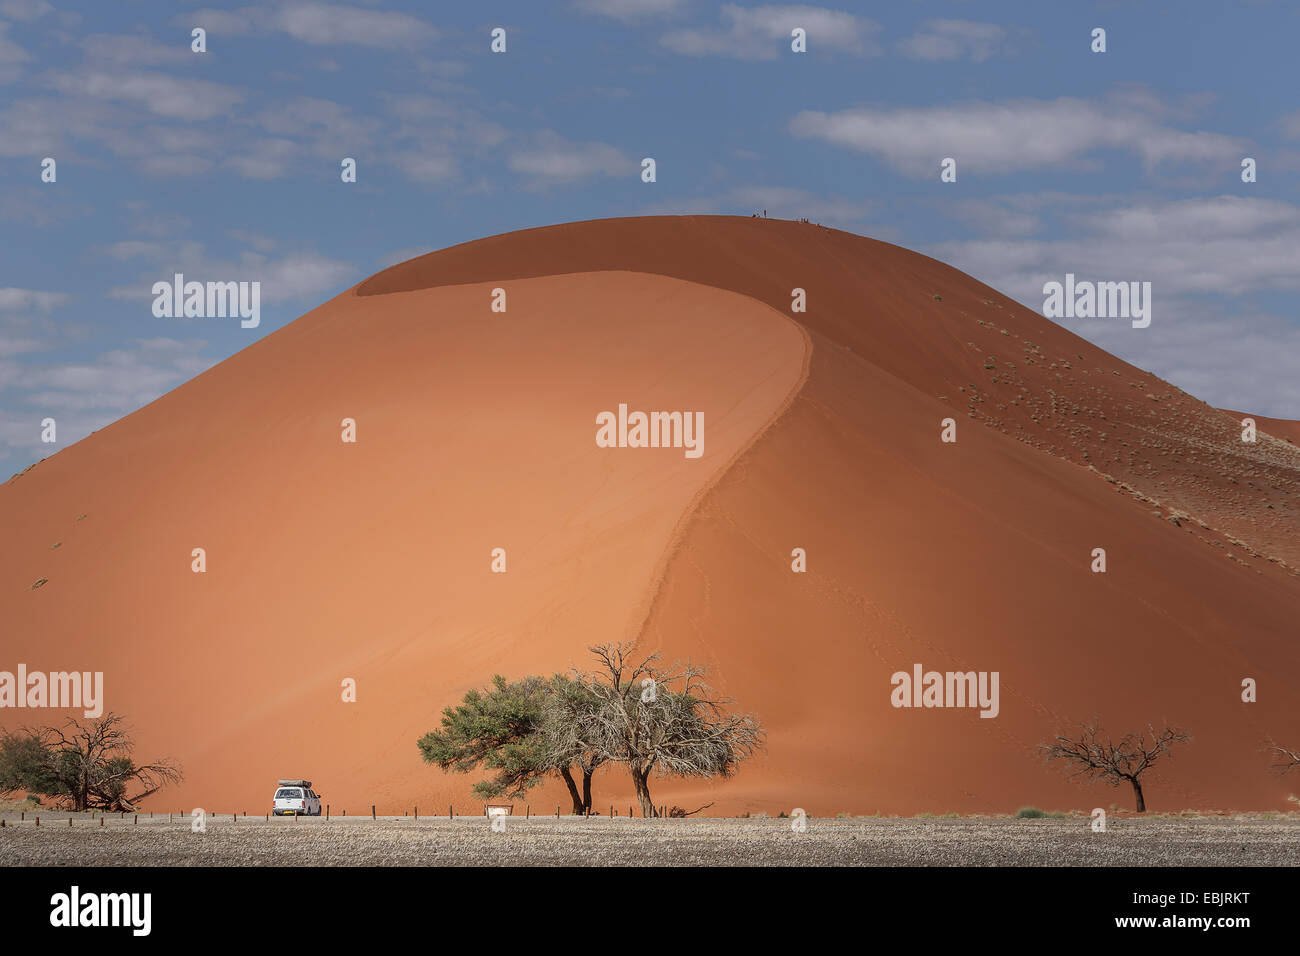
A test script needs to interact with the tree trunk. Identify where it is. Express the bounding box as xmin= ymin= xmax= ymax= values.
xmin=631 ymin=767 xmax=655 ymax=818
xmin=582 ymin=769 xmax=593 ymax=813
xmin=1131 ymin=777 xmax=1145 ymax=813
xmin=558 ymin=766 xmax=584 ymax=815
